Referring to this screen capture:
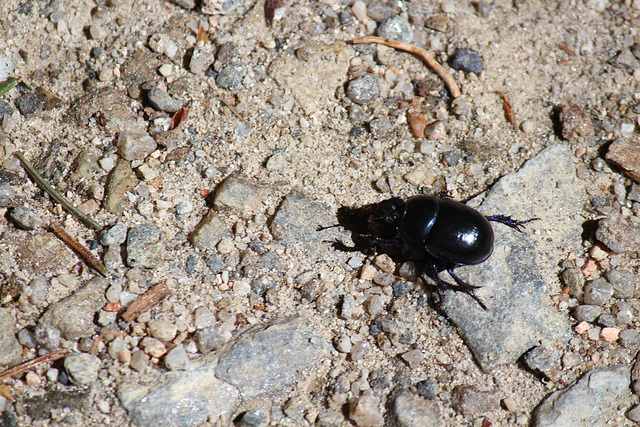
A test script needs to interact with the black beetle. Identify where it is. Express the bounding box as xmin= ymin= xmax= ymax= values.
xmin=355 ymin=195 xmax=535 ymax=309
